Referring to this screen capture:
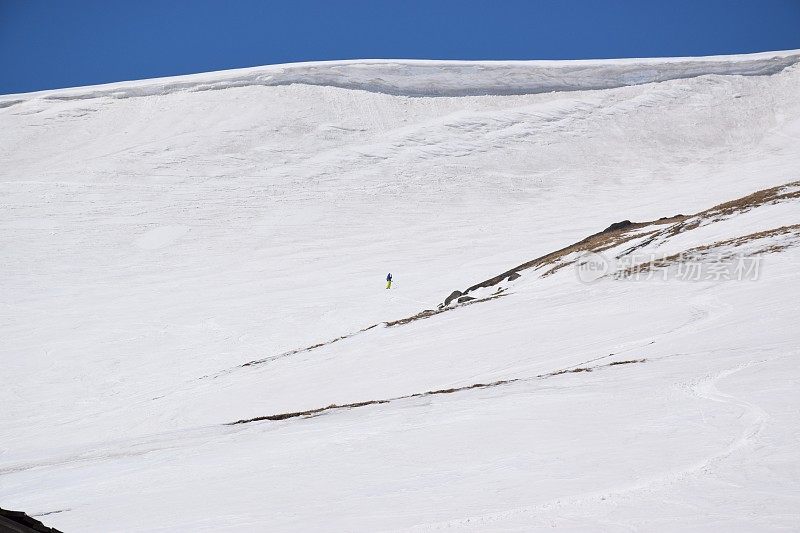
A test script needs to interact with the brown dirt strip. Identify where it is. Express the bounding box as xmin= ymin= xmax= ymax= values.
xmin=617 ymin=224 xmax=800 ymax=277
xmin=458 ymin=216 xmax=684 ymax=294
xmin=227 ymin=359 xmax=646 ymax=425
xmin=203 ymin=294 xmax=508 ymax=379
xmin=450 ymin=180 xmax=800 ymax=300
xmin=385 ymin=292 xmax=506 ymax=326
